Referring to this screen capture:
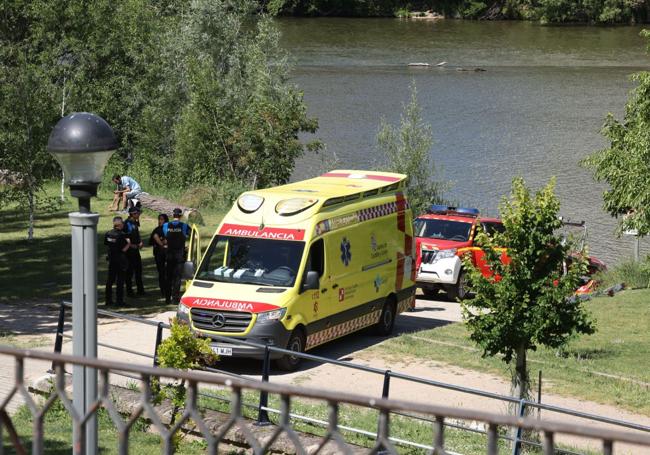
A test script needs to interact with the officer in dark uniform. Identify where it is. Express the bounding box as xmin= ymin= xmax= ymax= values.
xmin=104 ymin=216 xmax=130 ymax=306
xmin=124 ymin=207 xmax=145 ymax=297
xmin=163 ymin=208 xmax=190 ymax=304
xmin=149 ymin=213 xmax=169 ymax=298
